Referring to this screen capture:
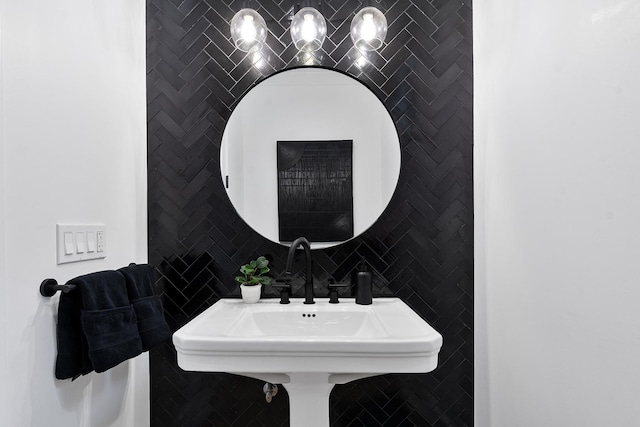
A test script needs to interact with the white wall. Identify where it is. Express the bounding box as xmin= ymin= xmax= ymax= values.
xmin=0 ymin=4 xmax=7 ymax=424
xmin=475 ymin=0 xmax=640 ymax=426
xmin=0 ymin=0 xmax=148 ymax=426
